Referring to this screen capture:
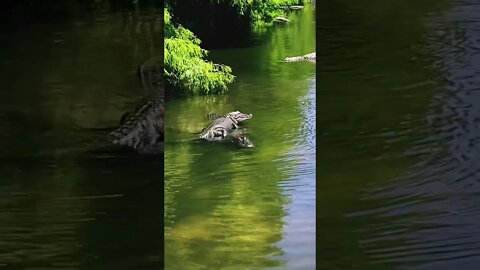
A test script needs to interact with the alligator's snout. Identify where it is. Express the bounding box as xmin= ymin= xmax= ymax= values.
xmin=242 ymin=113 xmax=253 ymax=121
xmin=226 ymin=111 xmax=253 ymax=123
